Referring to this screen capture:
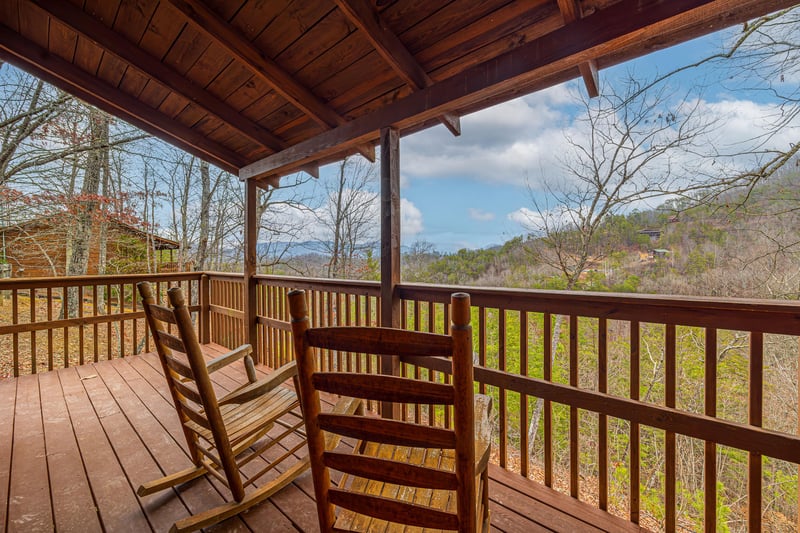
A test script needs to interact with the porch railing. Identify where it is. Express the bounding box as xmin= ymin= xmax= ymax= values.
xmin=0 ymin=272 xmax=204 ymax=376
xmin=2 ymin=272 xmax=799 ymax=531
